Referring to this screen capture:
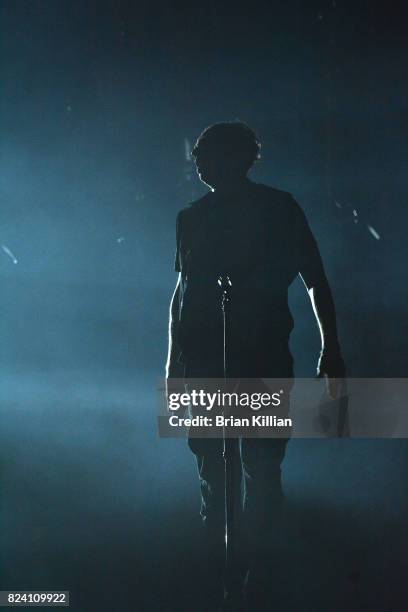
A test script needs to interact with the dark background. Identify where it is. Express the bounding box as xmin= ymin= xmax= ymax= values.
xmin=0 ymin=1 xmax=407 ymax=610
